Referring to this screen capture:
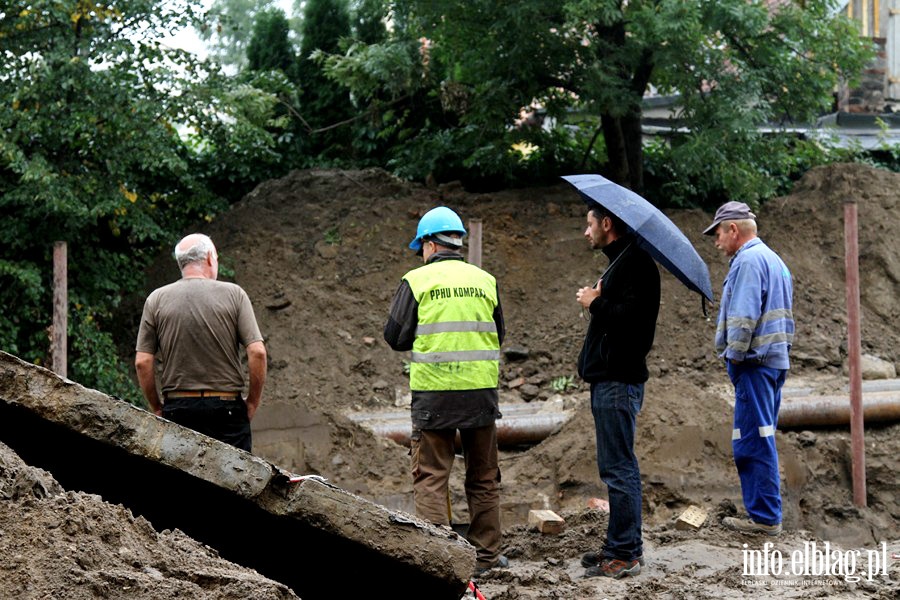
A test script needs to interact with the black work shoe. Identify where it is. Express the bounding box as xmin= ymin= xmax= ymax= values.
xmin=722 ymin=517 xmax=782 ymax=536
xmin=584 ymin=557 xmax=641 ymax=579
xmin=473 ymin=555 xmax=509 ymax=578
xmin=581 ymin=551 xmax=645 ymax=568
